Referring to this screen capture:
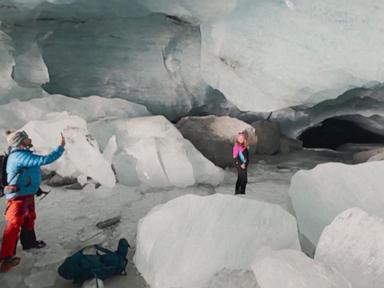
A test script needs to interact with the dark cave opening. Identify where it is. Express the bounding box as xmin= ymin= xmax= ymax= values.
xmin=298 ymin=115 xmax=384 ymax=150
